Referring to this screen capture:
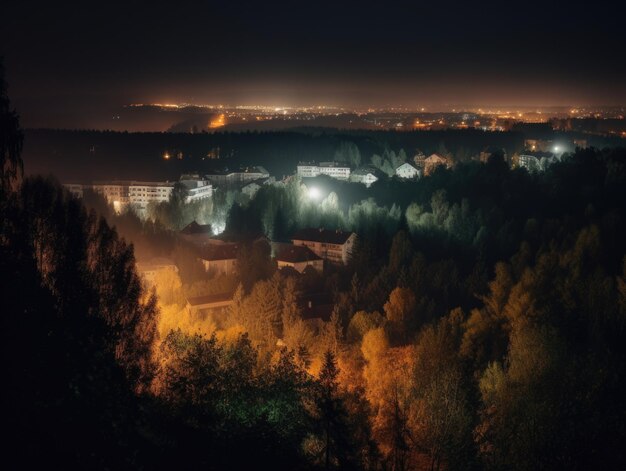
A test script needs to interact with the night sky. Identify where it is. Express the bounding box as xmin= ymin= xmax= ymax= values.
xmin=2 ymin=0 xmax=625 ymax=127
